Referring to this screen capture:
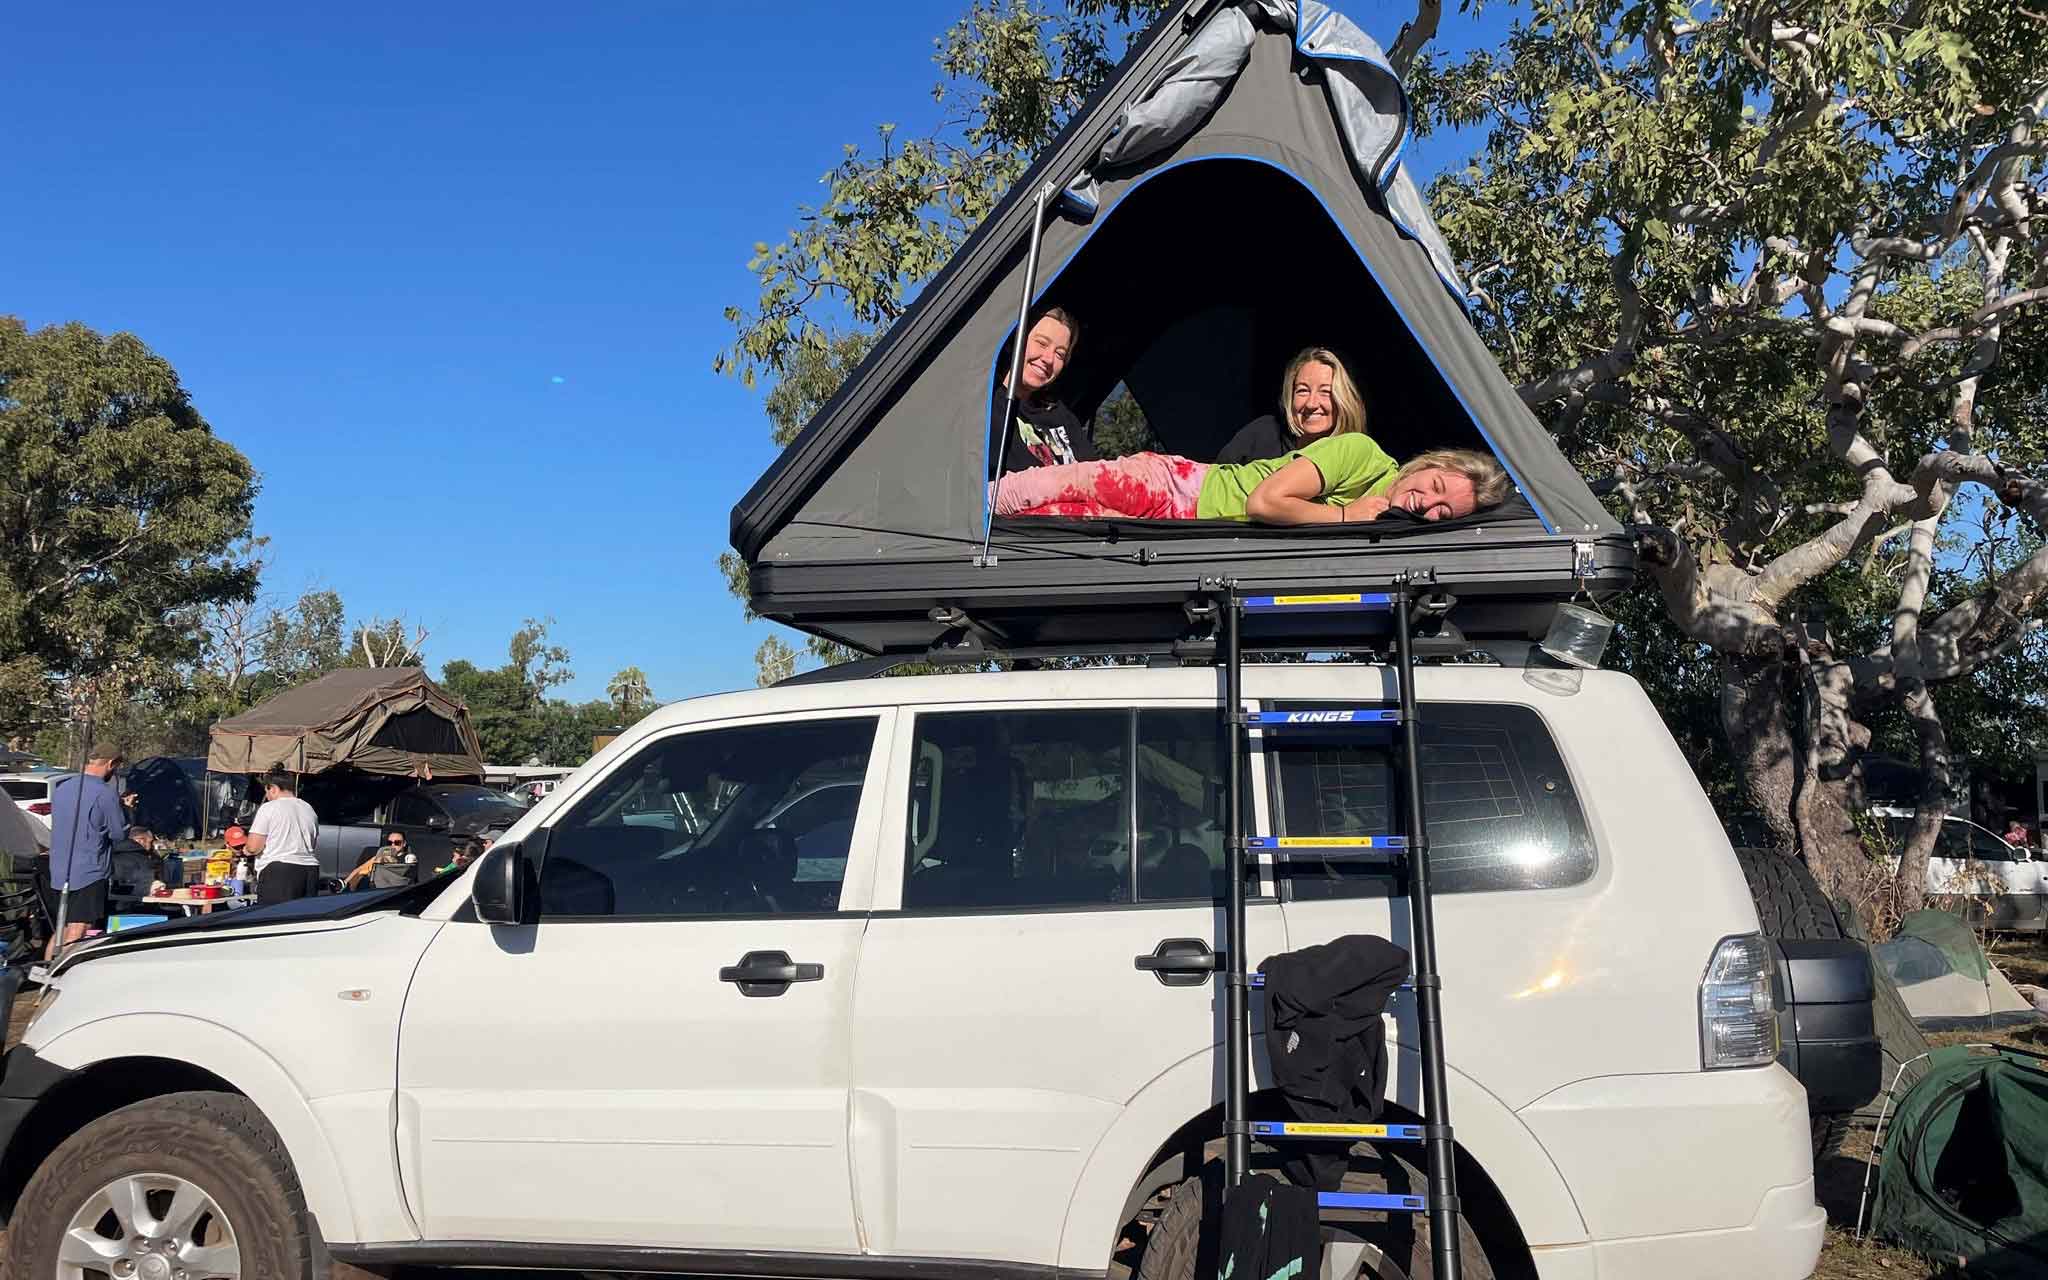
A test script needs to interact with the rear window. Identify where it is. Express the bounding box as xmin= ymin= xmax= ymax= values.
xmin=2 ymin=781 xmax=46 ymax=801
xmin=1266 ymin=702 xmax=1595 ymax=897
